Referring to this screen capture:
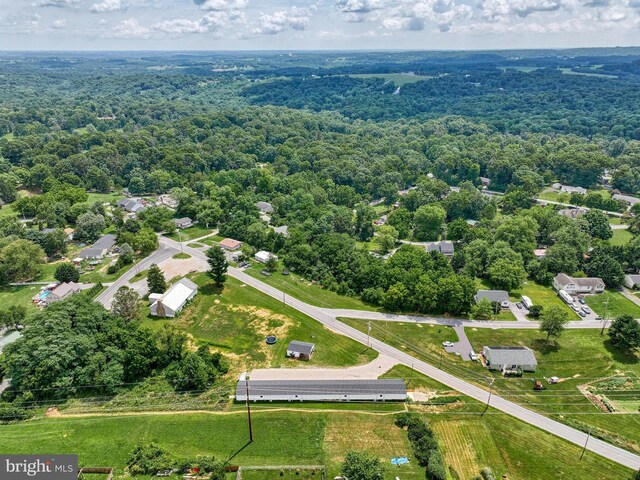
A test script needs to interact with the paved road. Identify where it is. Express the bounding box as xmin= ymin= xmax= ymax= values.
xmin=321 ymin=308 xmax=613 ymax=330
xmin=535 ymin=198 xmax=625 ymax=217
xmin=156 ymin=236 xmax=640 ymax=470
xmin=621 ymin=288 xmax=640 ymax=308
xmin=95 ymin=244 xmax=178 ymax=308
